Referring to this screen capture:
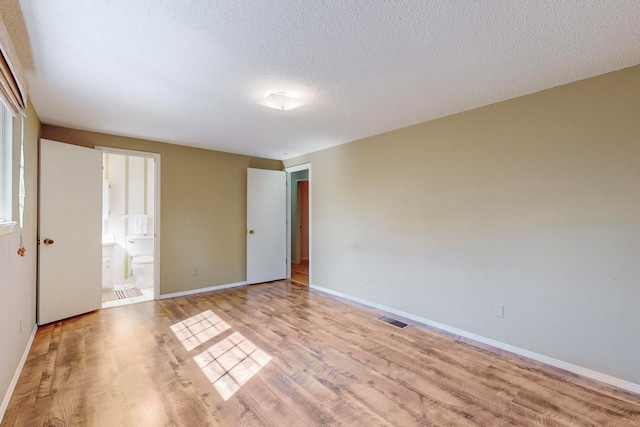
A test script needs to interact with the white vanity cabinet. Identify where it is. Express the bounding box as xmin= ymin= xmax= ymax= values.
xmin=102 ymin=242 xmax=116 ymax=289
